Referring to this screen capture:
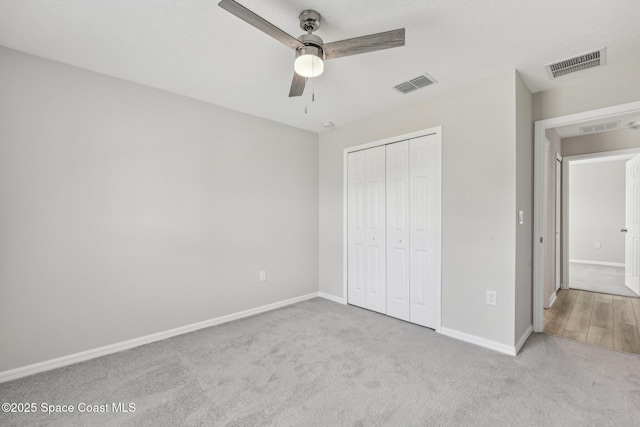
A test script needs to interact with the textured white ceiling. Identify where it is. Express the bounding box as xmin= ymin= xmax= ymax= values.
xmin=1 ymin=0 xmax=639 ymax=133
